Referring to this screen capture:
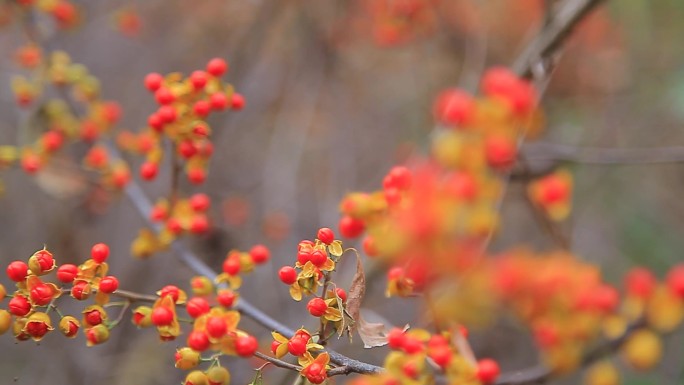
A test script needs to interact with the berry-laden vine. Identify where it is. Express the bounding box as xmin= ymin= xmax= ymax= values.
xmin=1 ymin=1 xmax=683 ymax=385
